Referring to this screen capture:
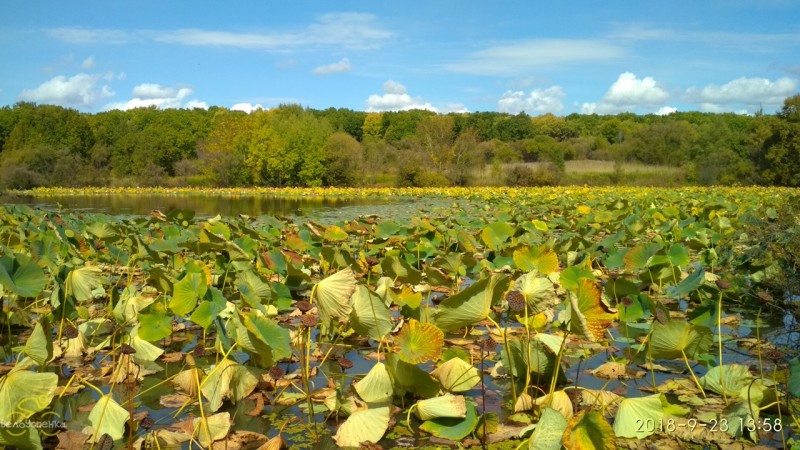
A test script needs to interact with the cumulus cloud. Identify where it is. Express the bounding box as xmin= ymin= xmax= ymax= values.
xmin=18 ymin=72 xmax=115 ymax=108
xmin=444 ymin=39 xmax=626 ymax=75
xmin=365 ymin=80 xmax=438 ymax=112
xmin=655 ymin=106 xmax=677 ymax=115
xmin=103 ymin=83 xmax=206 ymax=110
xmin=685 ymin=77 xmax=797 ymax=110
xmin=231 ymin=102 xmax=265 ymax=113
xmin=581 ymin=72 xmax=669 ymax=114
xmin=81 ymin=56 xmax=95 ymax=70
xmin=498 ymin=86 xmax=565 ymax=114
xmin=312 ymin=57 xmax=352 ymax=75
